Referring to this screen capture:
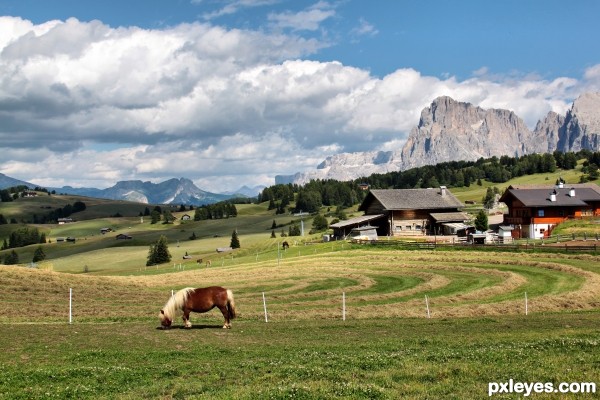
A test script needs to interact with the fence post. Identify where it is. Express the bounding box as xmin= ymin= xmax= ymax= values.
xmin=262 ymin=292 xmax=268 ymax=323
xmin=425 ymin=295 xmax=431 ymax=319
xmin=525 ymin=292 xmax=528 ymax=316
xmin=342 ymin=292 xmax=346 ymax=321
xmin=69 ymin=288 xmax=72 ymax=324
